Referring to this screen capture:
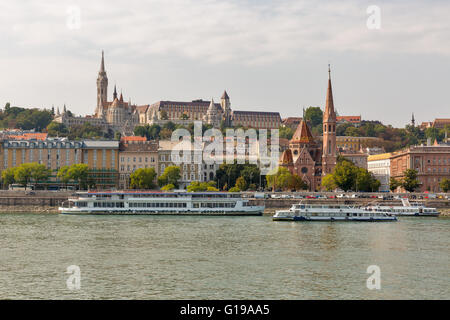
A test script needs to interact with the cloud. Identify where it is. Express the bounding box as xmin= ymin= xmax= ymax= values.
xmin=1 ymin=0 xmax=450 ymax=64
